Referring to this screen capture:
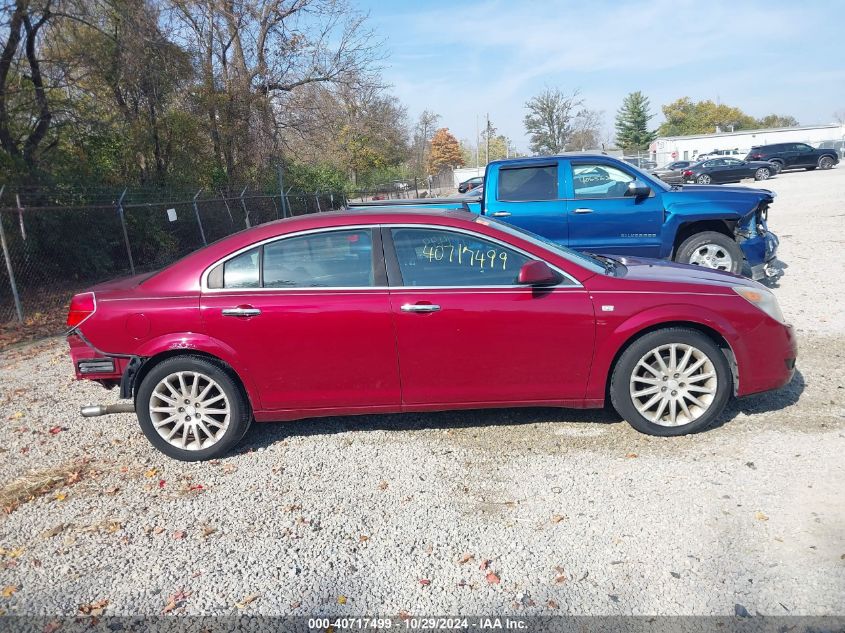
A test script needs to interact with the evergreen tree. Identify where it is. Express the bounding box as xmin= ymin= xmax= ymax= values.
xmin=615 ymin=91 xmax=657 ymax=150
